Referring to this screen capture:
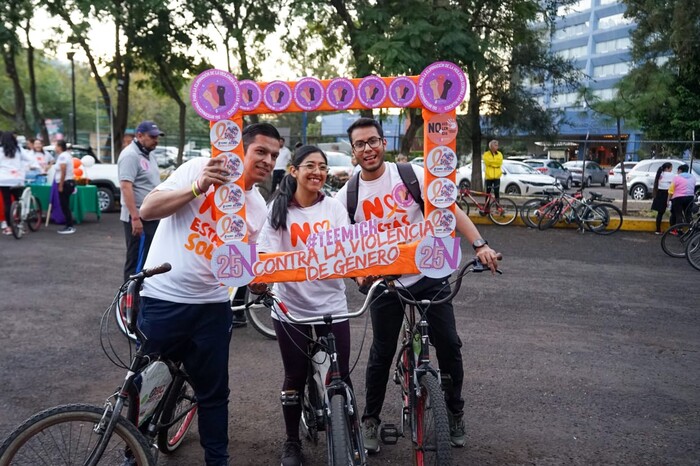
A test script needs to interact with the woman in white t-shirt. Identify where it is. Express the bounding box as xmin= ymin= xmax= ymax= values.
xmin=257 ymin=146 xmax=350 ymax=466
